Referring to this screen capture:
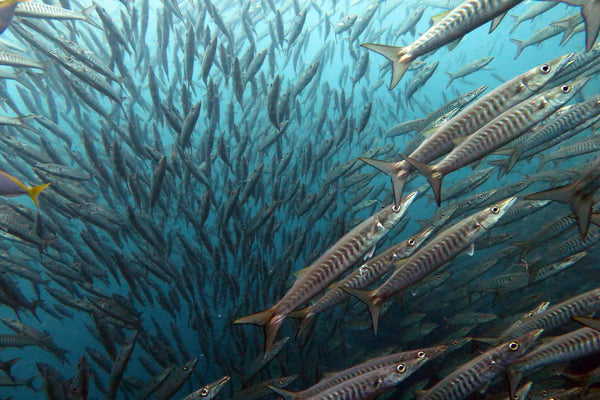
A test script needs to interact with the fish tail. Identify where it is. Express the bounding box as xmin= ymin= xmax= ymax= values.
xmin=358 ymin=157 xmax=407 ymax=206
xmin=510 ymin=39 xmax=524 ymax=59
xmin=401 ymin=155 xmax=443 ymax=206
xmin=445 ymin=72 xmax=454 ymax=89
xmin=472 ymin=337 xmax=500 ymax=346
xmin=559 ymin=0 xmax=600 ymax=50
xmin=27 ymin=183 xmax=50 ymax=208
xmin=28 ymin=300 xmax=43 ymax=323
xmin=360 ymin=43 xmax=409 ymax=89
xmin=234 ymin=308 xmax=282 ymax=354
xmin=2 ymin=357 xmax=19 ymax=380
xmin=343 ymin=288 xmax=382 ymax=335
xmin=268 ymin=385 xmax=295 ymax=400
xmin=535 ymin=154 xmax=548 ymax=172
xmin=81 ymin=5 xmax=102 ymax=30
xmin=525 ymin=182 xmax=593 ymax=238
xmin=486 ymin=158 xmax=509 ymax=179
xmin=507 ymin=149 xmax=522 ymax=174
xmin=24 ymin=376 xmax=37 ymax=391
xmin=509 ymin=15 xmax=520 ymax=33
xmin=288 ymin=306 xmax=316 ymax=340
